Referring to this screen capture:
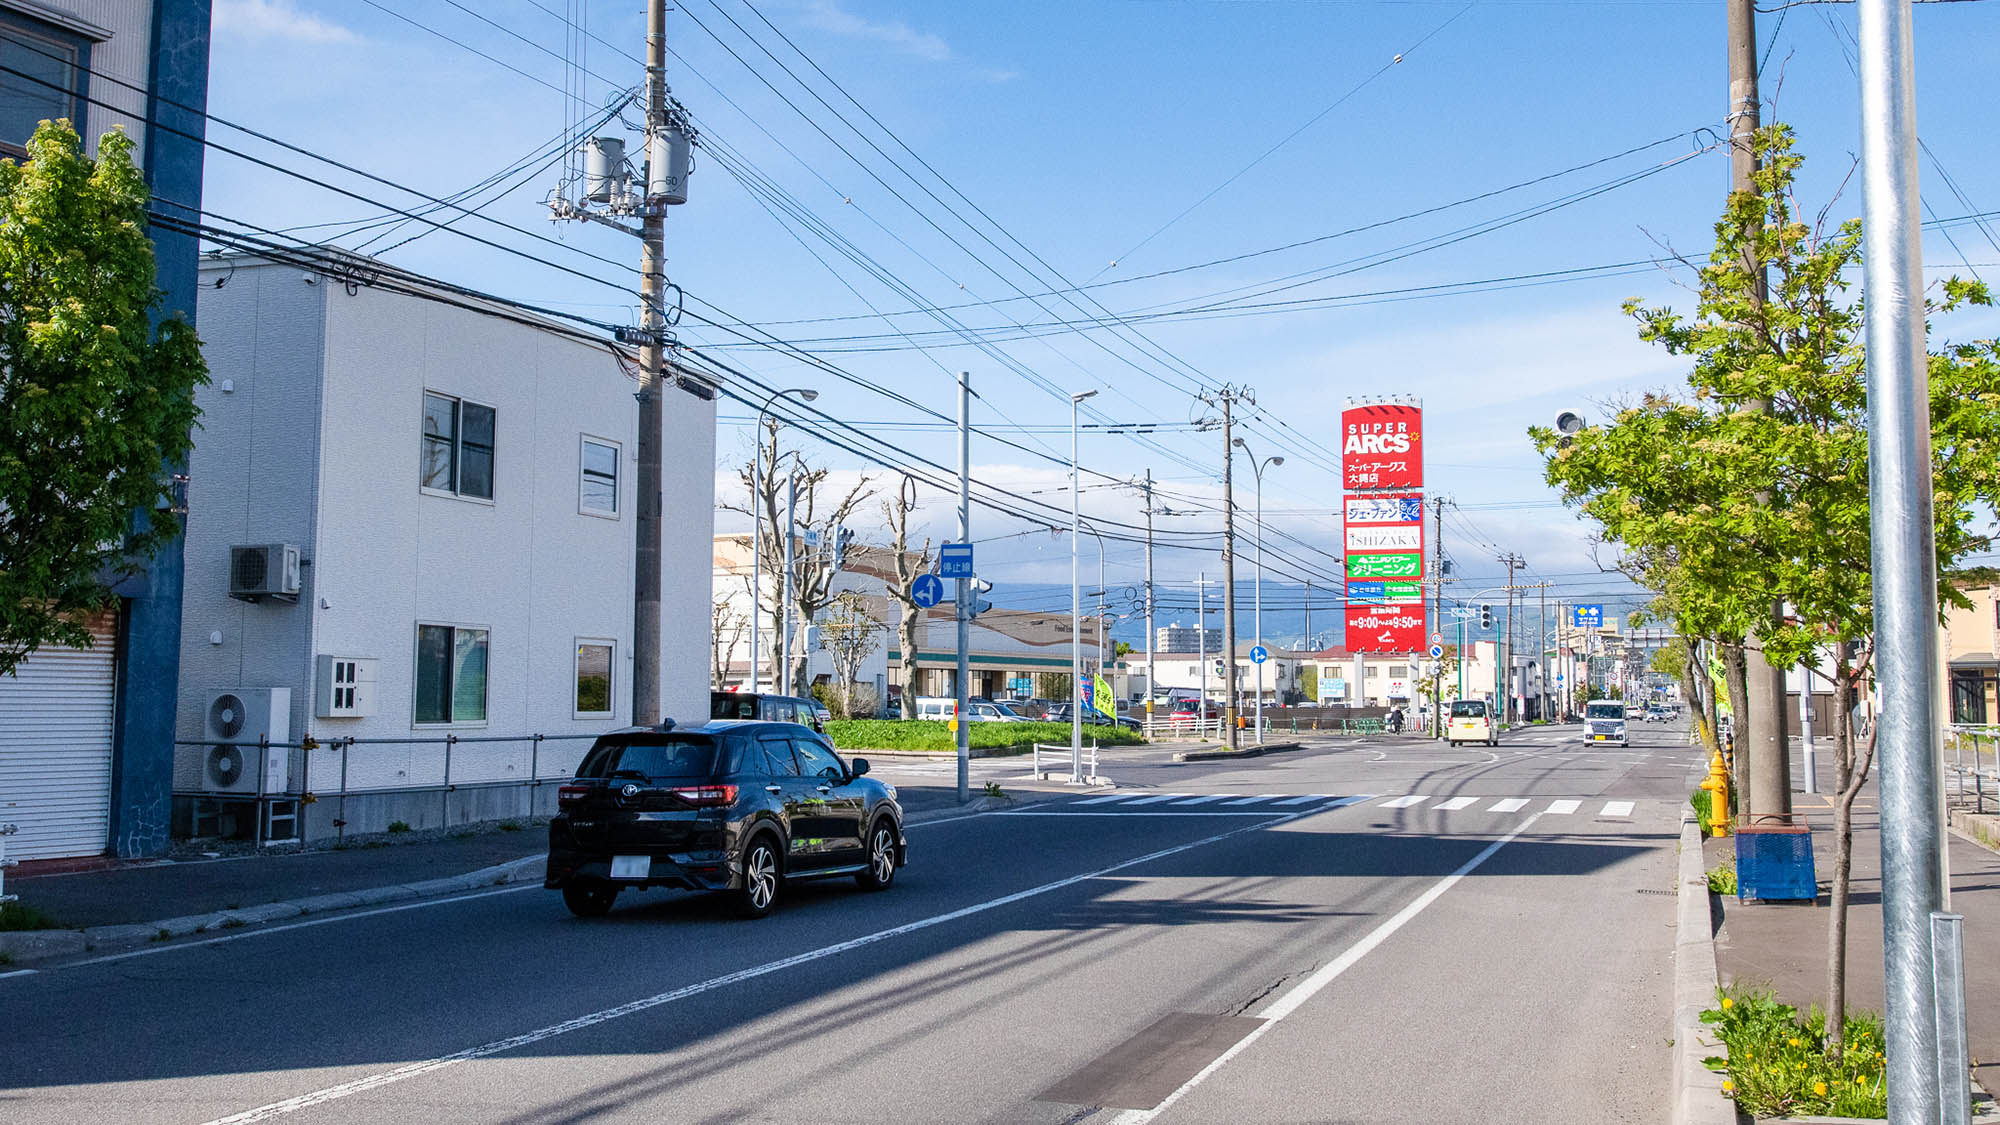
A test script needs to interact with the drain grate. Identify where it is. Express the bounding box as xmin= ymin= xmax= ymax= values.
xmin=1636 ymin=889 xmax=1677 ymax=896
